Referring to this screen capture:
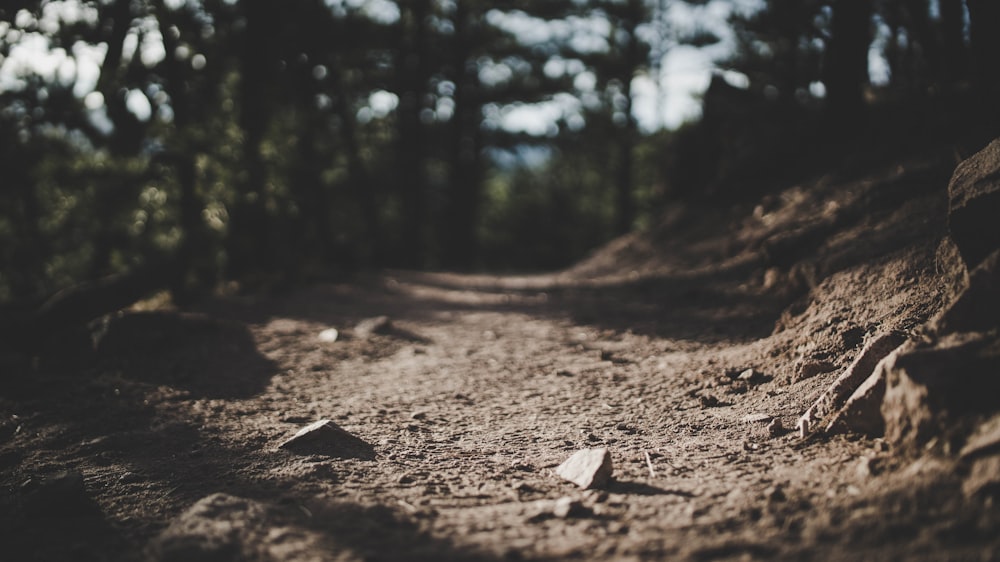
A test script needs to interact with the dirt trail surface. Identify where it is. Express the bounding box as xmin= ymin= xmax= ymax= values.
xmin=3 ymin=152 xmax=1000 ymax=560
